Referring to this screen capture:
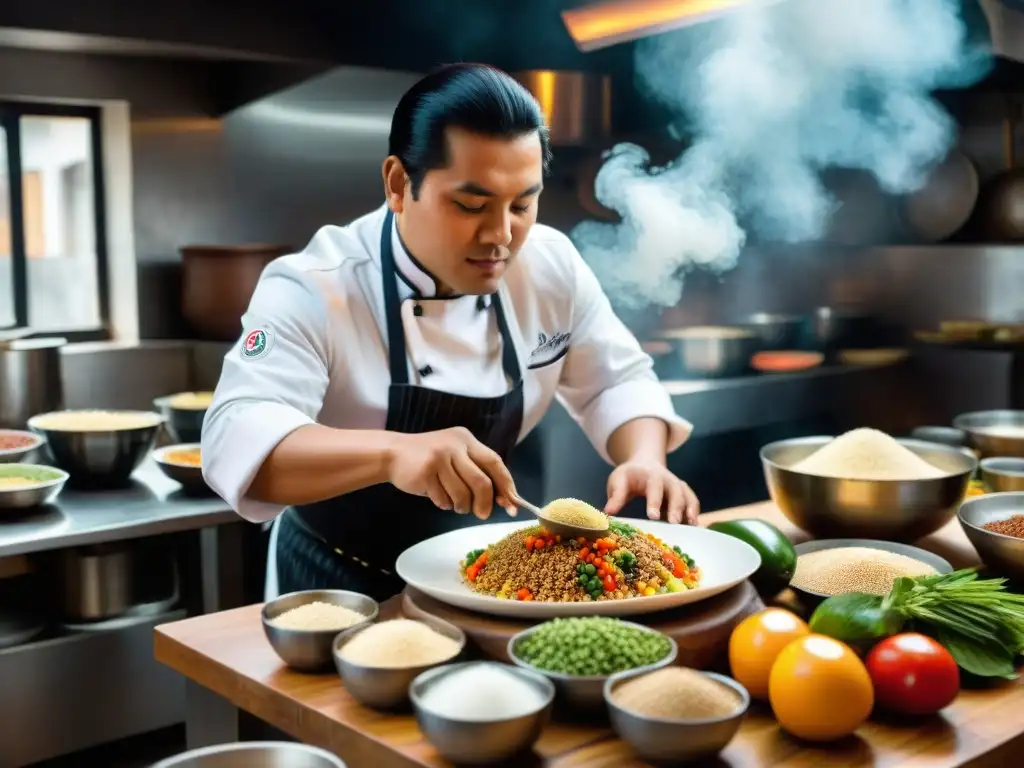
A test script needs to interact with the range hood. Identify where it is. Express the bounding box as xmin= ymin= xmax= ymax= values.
xmin=561 ymin=0 xmax=784 ymax=51
xmin=562 ymin=0 xmax=1017 ymax=64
